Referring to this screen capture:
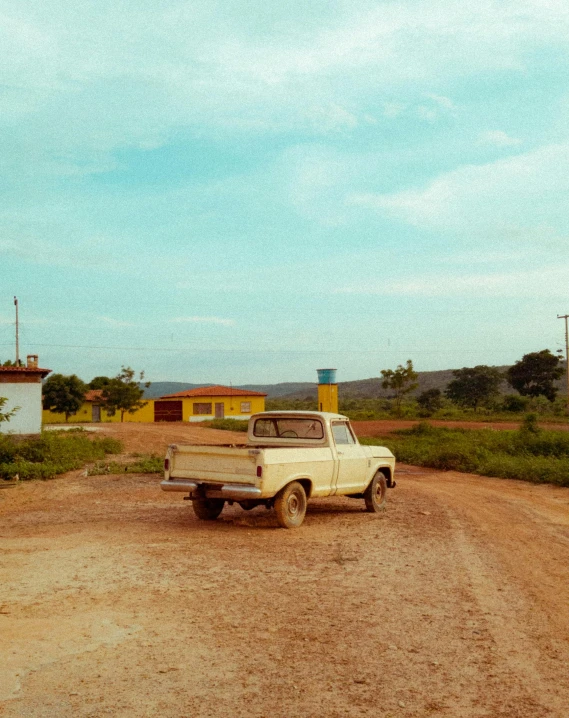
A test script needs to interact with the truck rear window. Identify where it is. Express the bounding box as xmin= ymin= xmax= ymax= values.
xmin=253 ymin=418 xmax=324 ymax=440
